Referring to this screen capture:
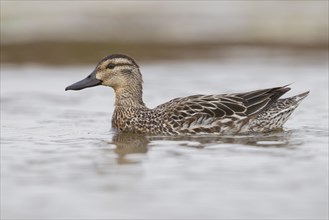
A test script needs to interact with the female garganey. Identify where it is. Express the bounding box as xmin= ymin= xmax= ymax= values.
xmin=66 ymin=54 xmax=309 ymax=135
